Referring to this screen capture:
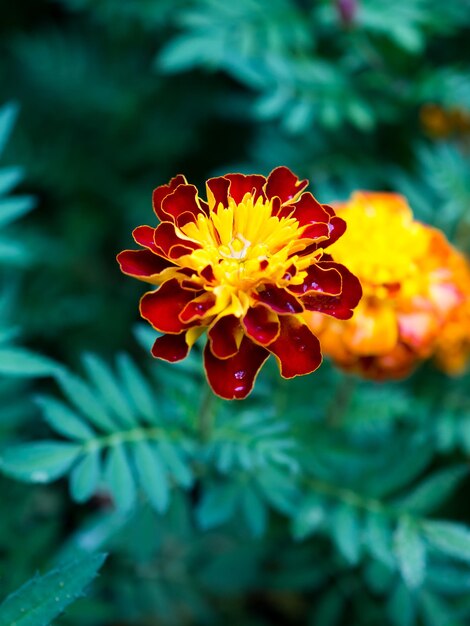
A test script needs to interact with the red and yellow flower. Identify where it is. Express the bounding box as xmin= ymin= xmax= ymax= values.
xmin=117 ymin=167 xmax=362 ymax=399
xmin=305 ymin=191 xmax=468 ymax=380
